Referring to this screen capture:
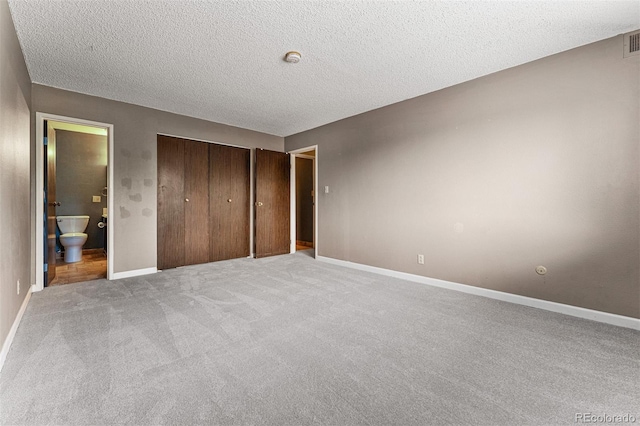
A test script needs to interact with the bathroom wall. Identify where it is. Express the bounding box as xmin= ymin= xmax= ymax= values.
xmin=31 ymin=84 xmax=284 ymax=275
xmin=55 ymin=130 xmax=107 ymax=249
xmin=0 ymin=0 xmax=31 ymax=362
xmin=286 ymin=34 xmax=640 ymax=318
